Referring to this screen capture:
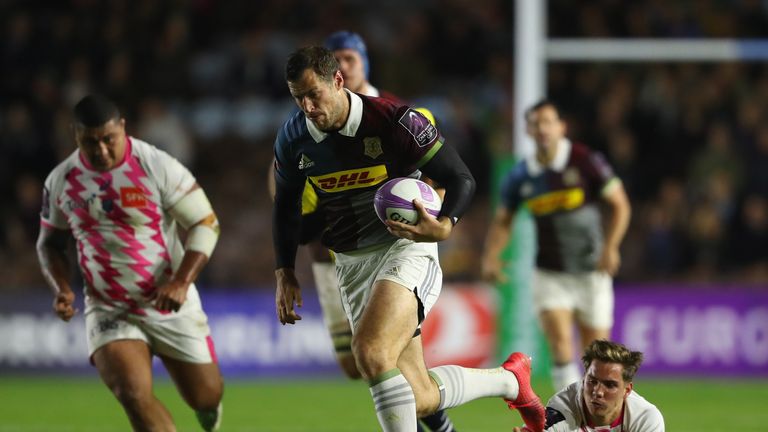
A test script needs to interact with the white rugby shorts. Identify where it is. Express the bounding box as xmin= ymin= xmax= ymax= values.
xmin=85 ymin=291 xmax=217 ymax=364
xmin=334 ymin=238 xmax=442 ymax=332
xmin=533 ymin=268 xmax=614 ymax=329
